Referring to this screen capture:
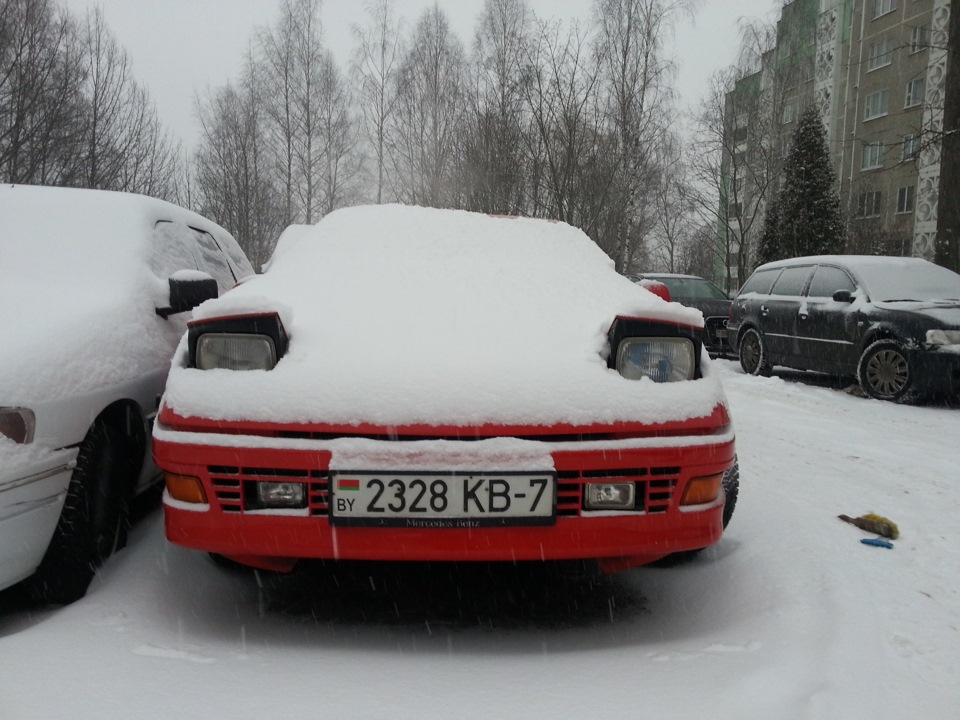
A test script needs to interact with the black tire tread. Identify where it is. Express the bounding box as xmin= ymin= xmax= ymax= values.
xmin=739 ymin=328 xmax=772 ymax=377
xmin=27 ymin=420 xmax=127 ymax=604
